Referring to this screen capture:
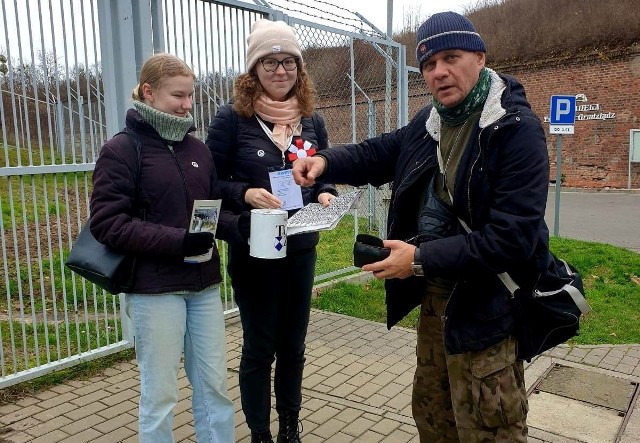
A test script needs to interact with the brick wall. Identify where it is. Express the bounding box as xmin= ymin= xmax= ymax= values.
xmin=315 ymin=47 xmax=640 ymax=189
xmin=495 ymin=48 xmax=640 ymax=189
